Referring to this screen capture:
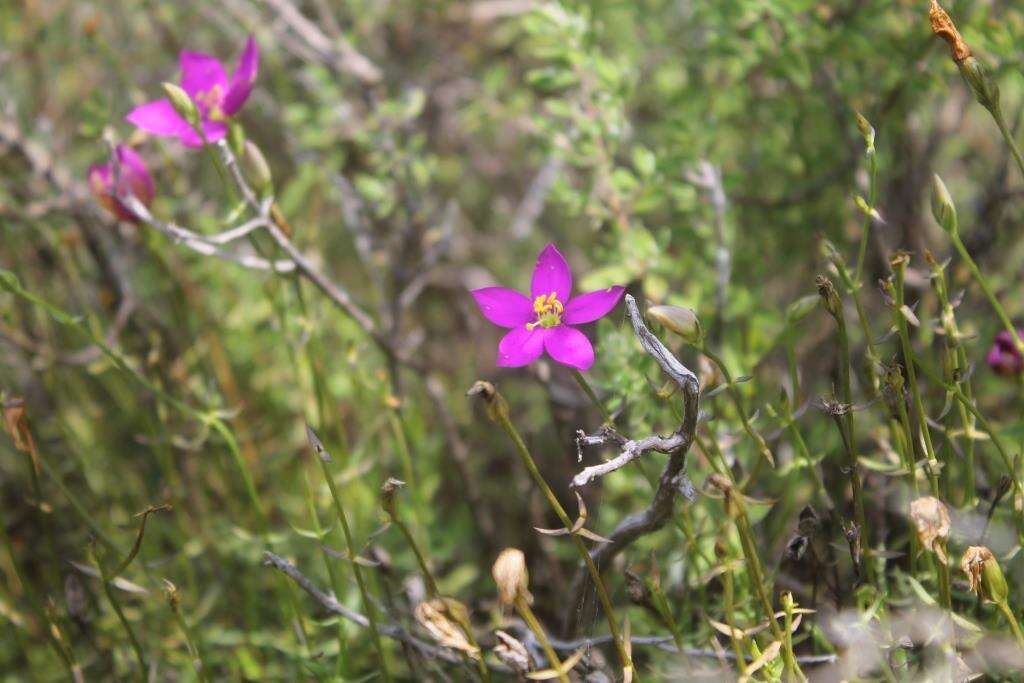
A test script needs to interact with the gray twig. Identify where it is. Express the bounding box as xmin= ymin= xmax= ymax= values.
xmin=566 ymin=294 xmax=700 ymax=634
